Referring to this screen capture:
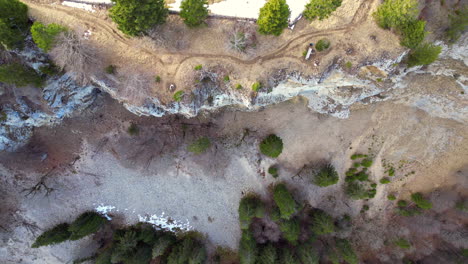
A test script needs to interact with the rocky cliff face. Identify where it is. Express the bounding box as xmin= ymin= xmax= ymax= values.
xmin=1 ymin=35 xmax=466 ymax=151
